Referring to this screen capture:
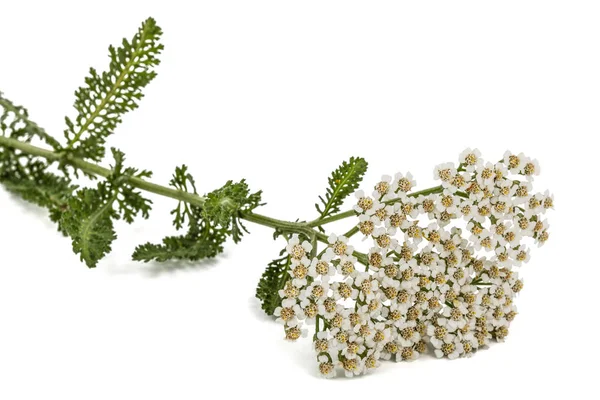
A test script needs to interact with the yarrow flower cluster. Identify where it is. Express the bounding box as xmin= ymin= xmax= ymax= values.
xmin=275 ymin=149 xmax=554 ymax=378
